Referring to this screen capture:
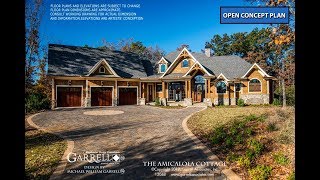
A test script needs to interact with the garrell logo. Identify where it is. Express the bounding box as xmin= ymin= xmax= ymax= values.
xmin=67 ymin=151 xmax=125 ymax=164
